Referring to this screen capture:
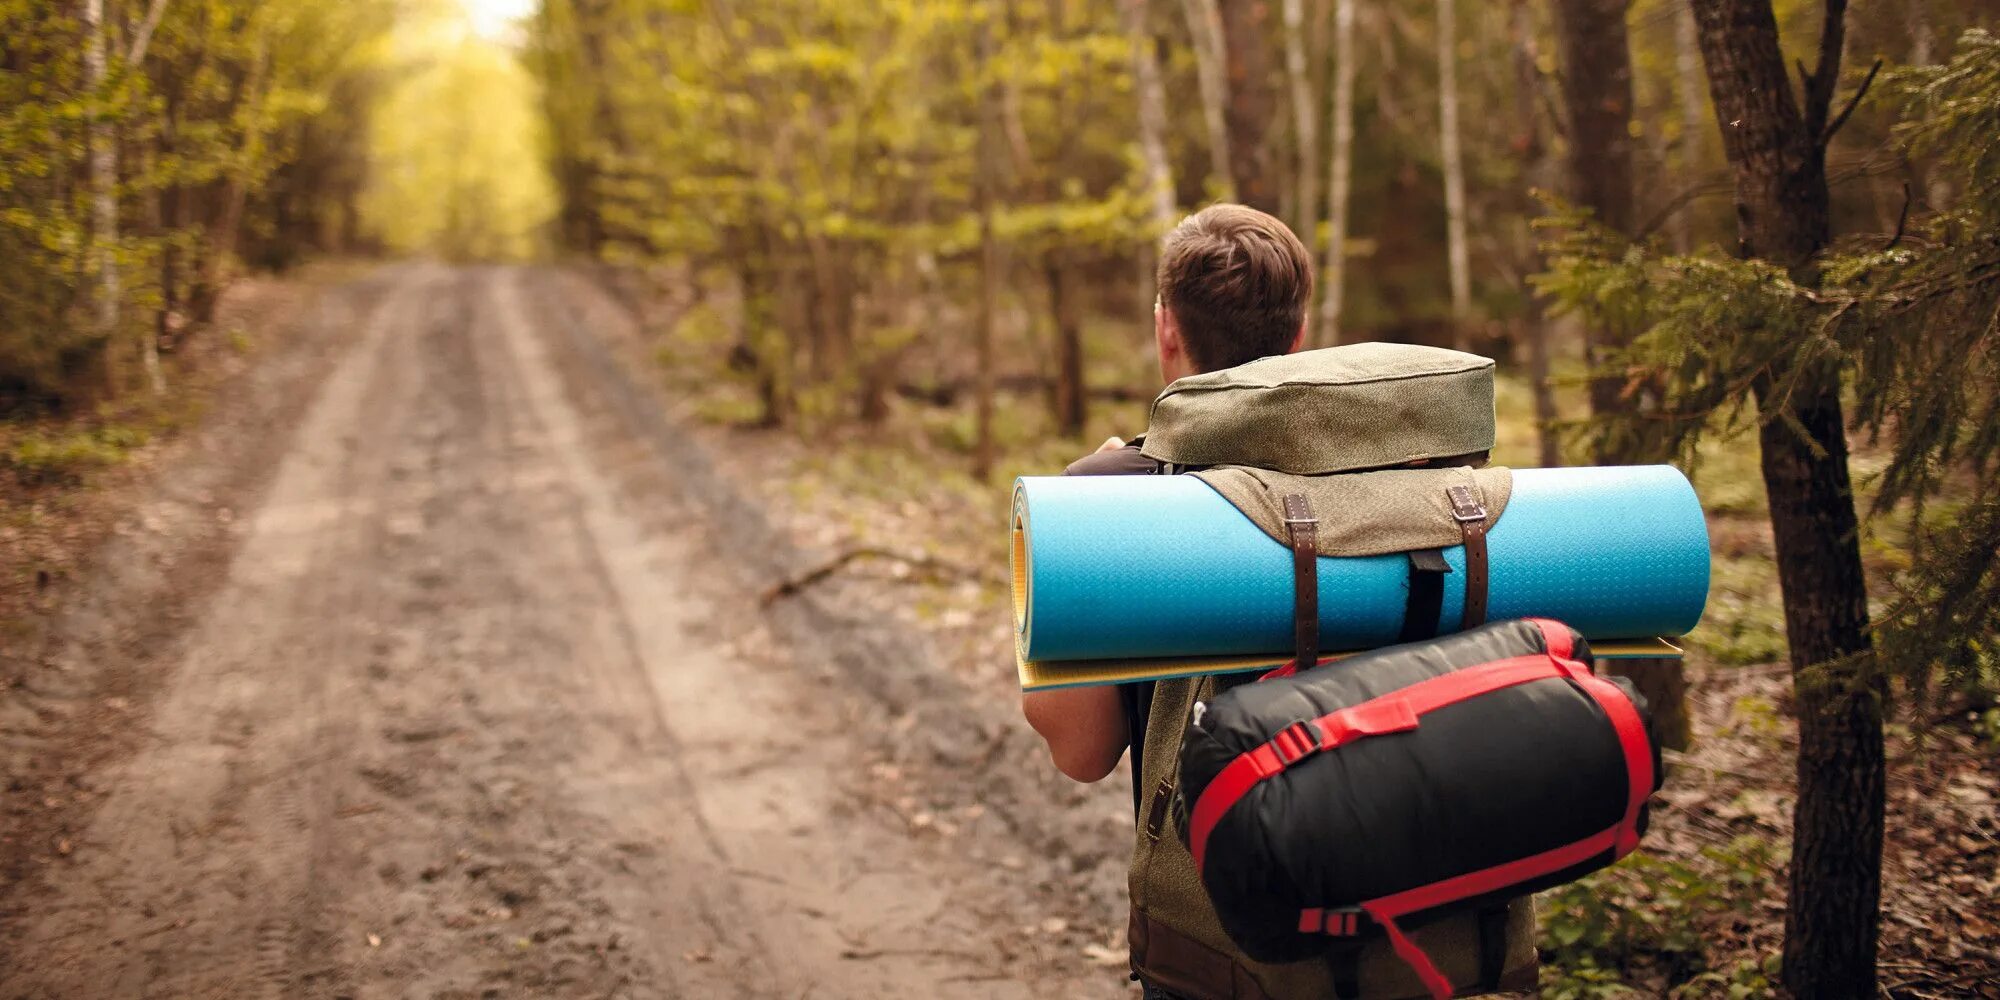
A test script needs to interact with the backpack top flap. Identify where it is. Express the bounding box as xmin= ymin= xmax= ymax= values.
xmin=1140 ymin=343 xmax=1497 ymax=475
